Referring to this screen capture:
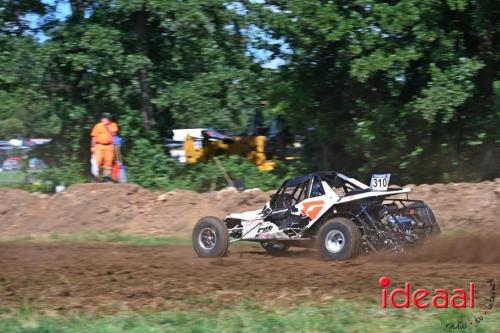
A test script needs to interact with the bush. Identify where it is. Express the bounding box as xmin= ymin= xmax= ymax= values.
xmin=176 ymin=155 xmax=304 ymax=192
xmin=30 ymin=163 xmax=89 ymax=193
xmin=125 ymin=138 xmax=181 ymax=190
xmin=125 ymin=139 xmax=304 ymax=192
